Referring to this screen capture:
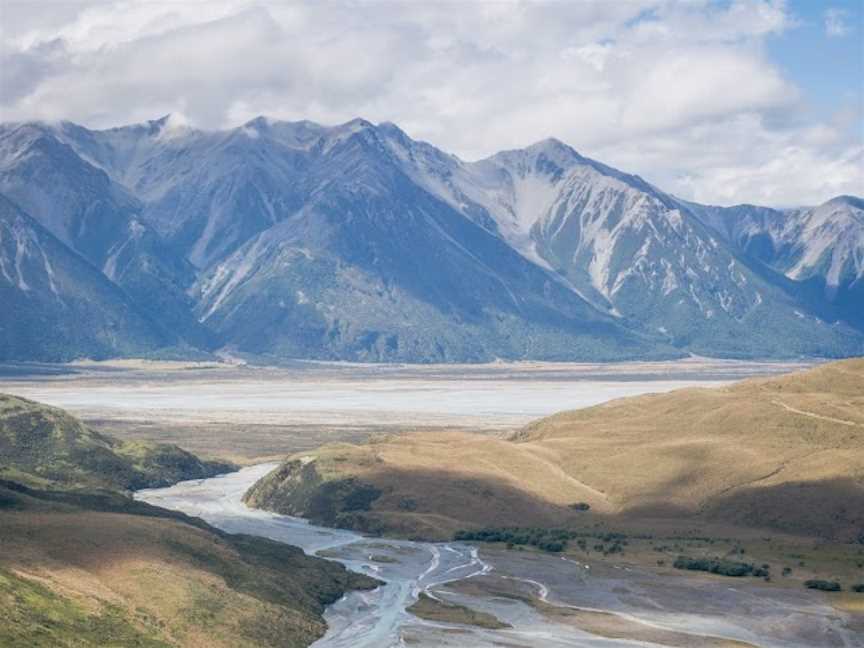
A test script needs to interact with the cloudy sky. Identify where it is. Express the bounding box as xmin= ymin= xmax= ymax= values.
xmin=0 ymin=0 xmax=861 ymax=206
